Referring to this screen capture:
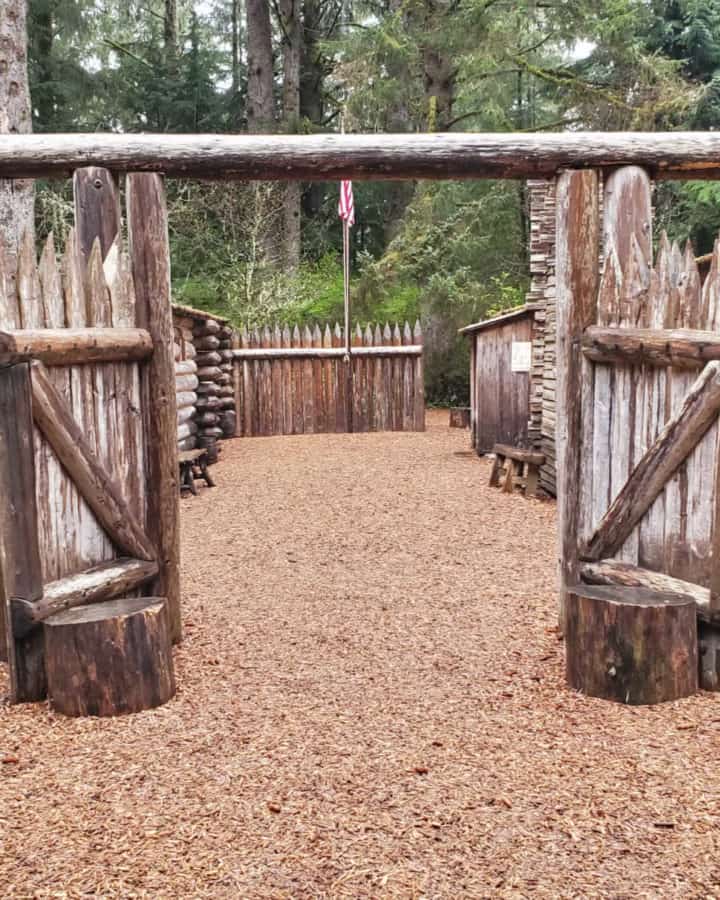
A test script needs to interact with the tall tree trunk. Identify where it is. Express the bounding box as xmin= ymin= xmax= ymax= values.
xmin=164 ymin=0 xmax=178 ymax=56
xmin=300 ymin=0 xmax=325 ymax=220
xmin=246 ymin=0 xmax=278 ymax=265
xmin=246 ymin=0 xmax=275 ymax=131
xmin=231 ymin=0 xmax=241 ymax=125
xmin=382 ymin=0 xmax=415 ymax=245
xmin=279 ymin=0 xmax=302 ymax=269
xmin=423 ymin=47 xmax=455 ymax=132
xmin=0 ymin=0 xmax=34 ymax=287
